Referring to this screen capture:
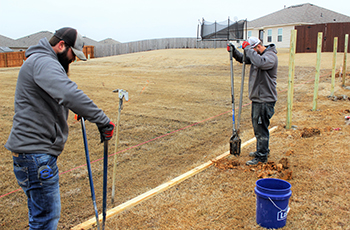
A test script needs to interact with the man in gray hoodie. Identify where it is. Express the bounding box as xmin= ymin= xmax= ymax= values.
xmin=231 ymin=37 xmax=278 ymax=165
xmin=5 ymin=27 xmax=115 ymax=229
